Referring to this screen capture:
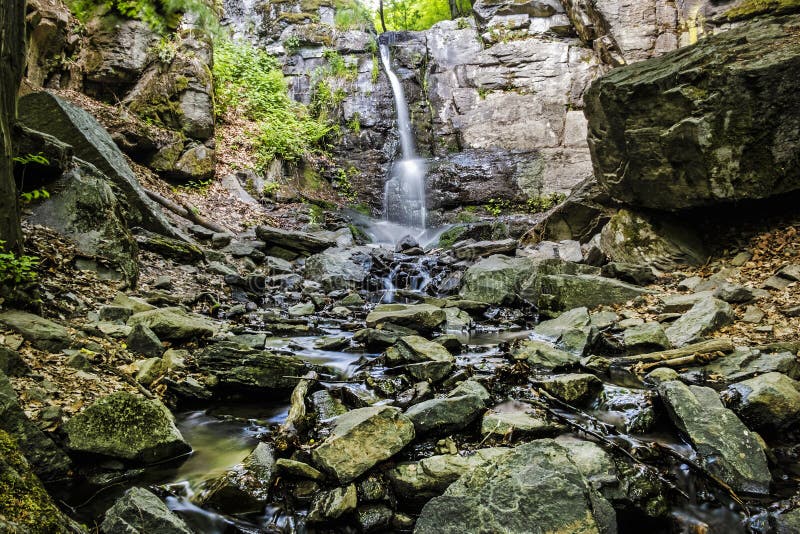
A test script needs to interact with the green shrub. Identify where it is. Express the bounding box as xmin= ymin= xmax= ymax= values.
xmin=0 ymin=241 xmax=38 ymax=287
xmin=213 ymin=38 xmax=333 ymax=170
xmin=334 ymin=0 xmax=373 ymax=30
xmin=66 ymin=0 xmax=219 ymax=34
